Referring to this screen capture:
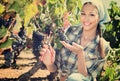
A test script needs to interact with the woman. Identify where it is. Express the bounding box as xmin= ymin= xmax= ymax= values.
xmin=39 ymin=0 xmax=111 ymax=81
